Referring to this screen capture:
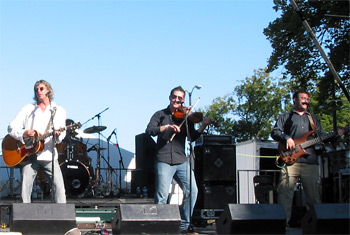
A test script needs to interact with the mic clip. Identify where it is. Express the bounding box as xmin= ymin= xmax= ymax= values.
xmin=107 ymin=128 xmax=116 ymax=142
